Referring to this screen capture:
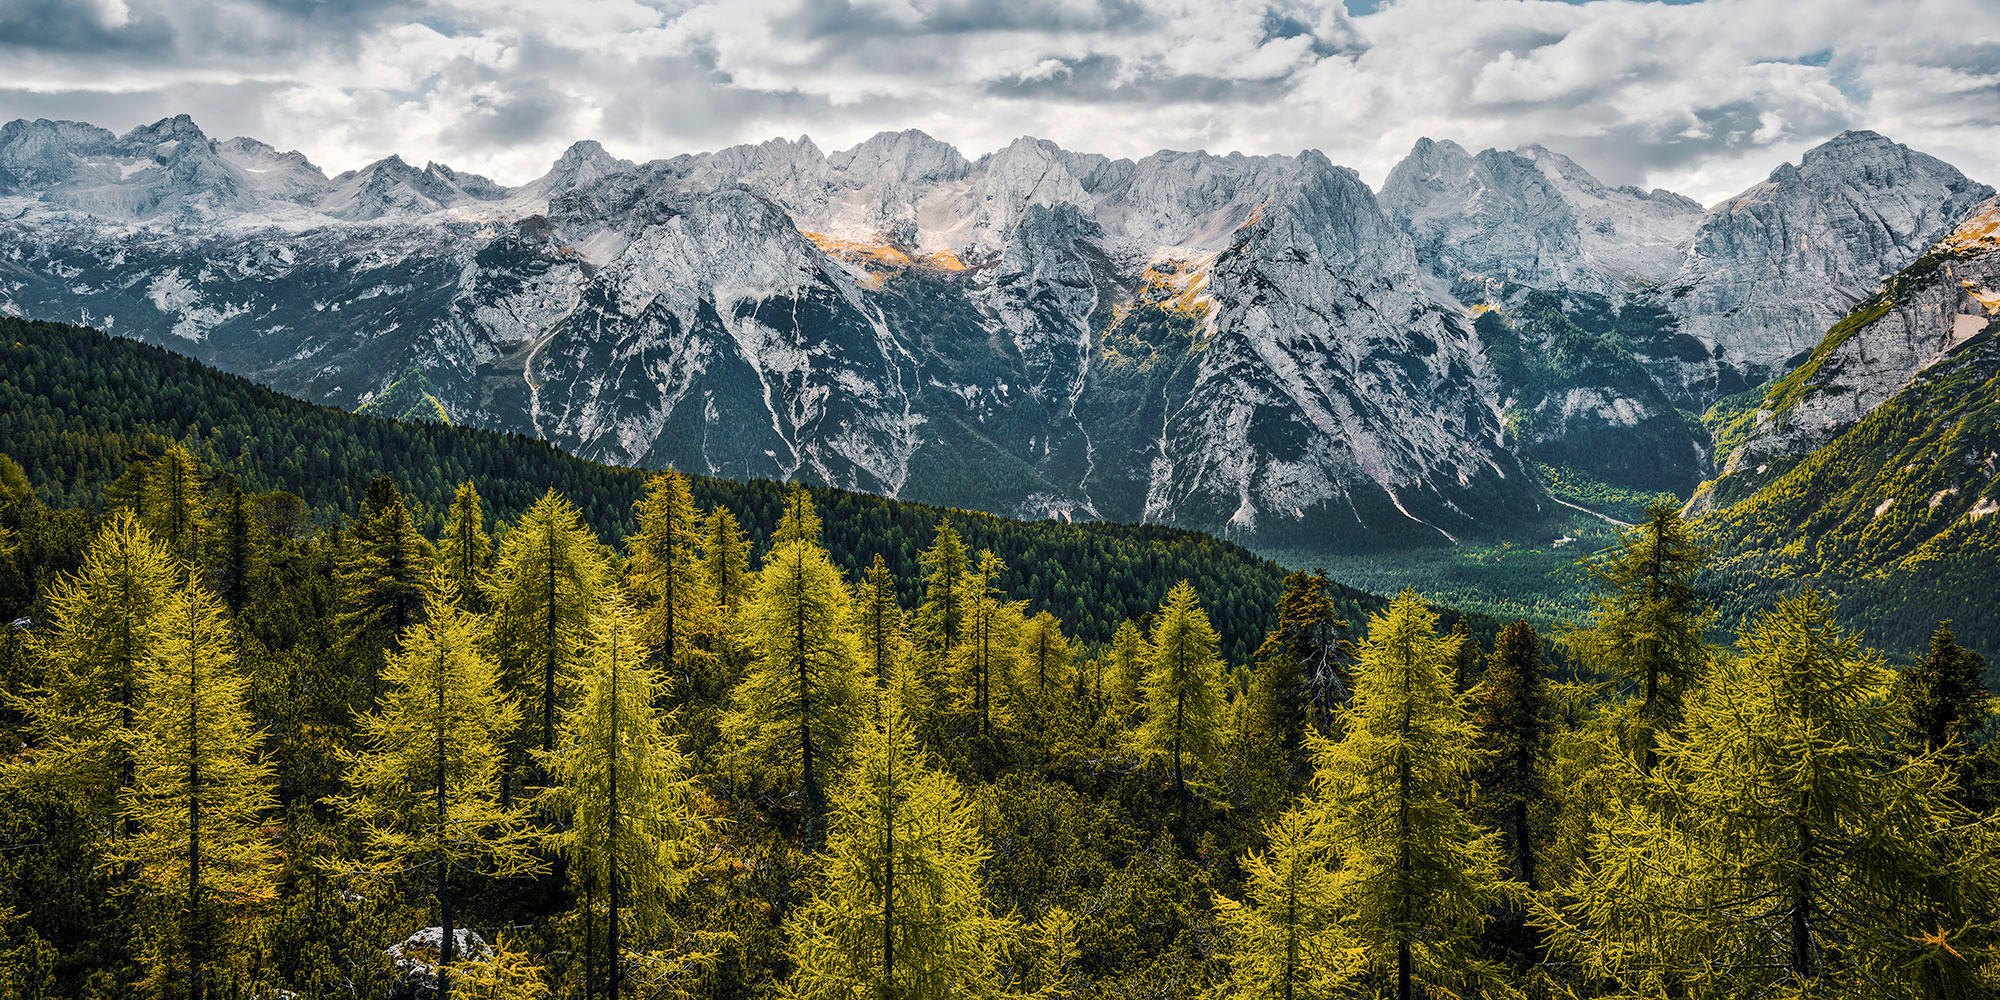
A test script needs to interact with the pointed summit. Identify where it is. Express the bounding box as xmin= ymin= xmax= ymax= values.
xmin=512 ymin=139 xmax=635 ymax=208
xmin=1671 ymin=131 xmax=1994 ymax=390
xmin=319 ymin=153 xmax=499 ymax=220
